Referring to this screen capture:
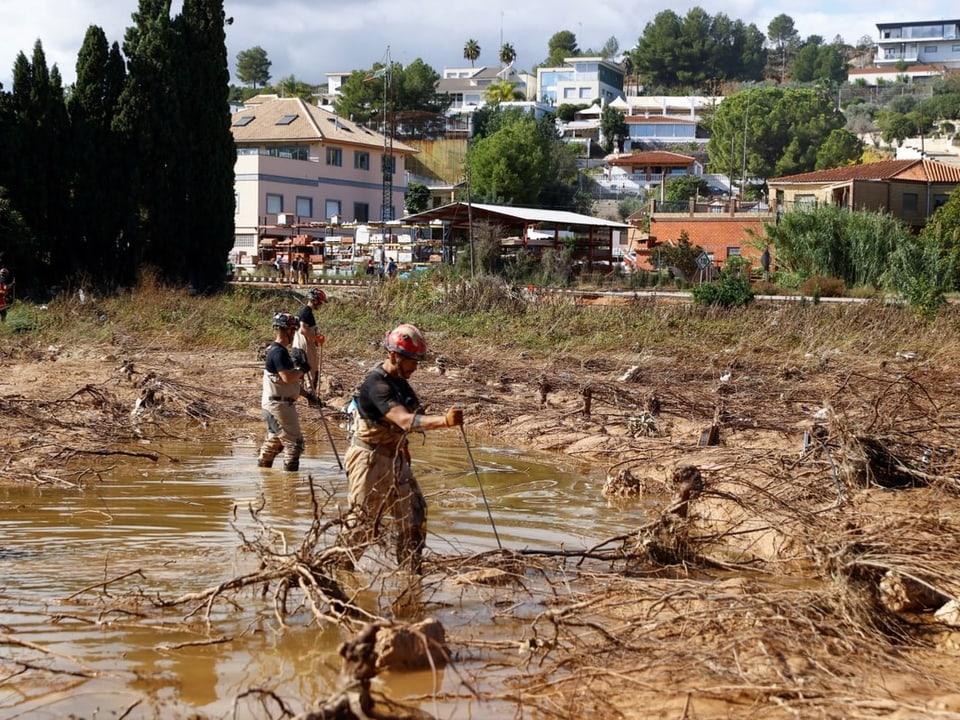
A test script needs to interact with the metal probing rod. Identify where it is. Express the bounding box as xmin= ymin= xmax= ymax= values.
xmin=459 ymin=425 xmax=503 ymax=550
xmin=317 ymin=407 xmax=344 ymax=472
